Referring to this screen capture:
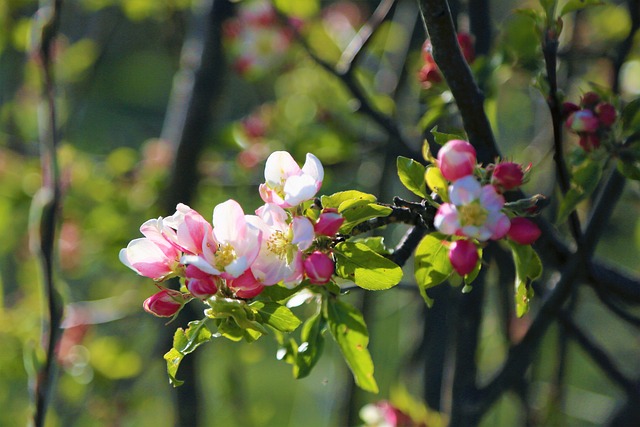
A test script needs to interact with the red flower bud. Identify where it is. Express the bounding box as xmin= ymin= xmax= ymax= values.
xmin=579 ymin=133 xmax=600 ymax=151
xmin=449 ymin=239 xmax=479 ymax=276
xmin=437 ymin=139 xmax=477 ymax=182
xmin=143 ymin=289 xmax=187 ymax=317
xmin=595 ymin=102 xmax=616 ymax=127
xmin=228 ymin=269 xmax=264 ymax=299
xmin=457 ymin=32 xmax=475 ymax=63
xmin=304 ymin=251 xmax=334 ymax=285
xmin=315 ymin=208 xmax=345 ymax=236
xmin=185 ymin=265 xmax=219 ymax=299
xmin=561 ymin=102 xmax=580 ymax=119
xmin=507 ymin=217 xmax=541 ymax=245
xmin=492 ymin=162 xmax=525 ymax=192
xmin=581 ymin=92 xmax=600 ymax=108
